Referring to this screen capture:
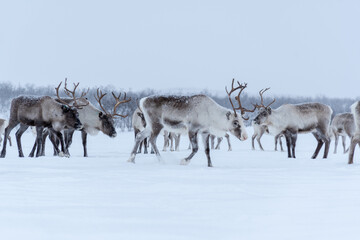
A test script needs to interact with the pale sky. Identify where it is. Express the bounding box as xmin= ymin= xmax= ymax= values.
xmin=1 ymin=0 xmax=359 ymax=98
